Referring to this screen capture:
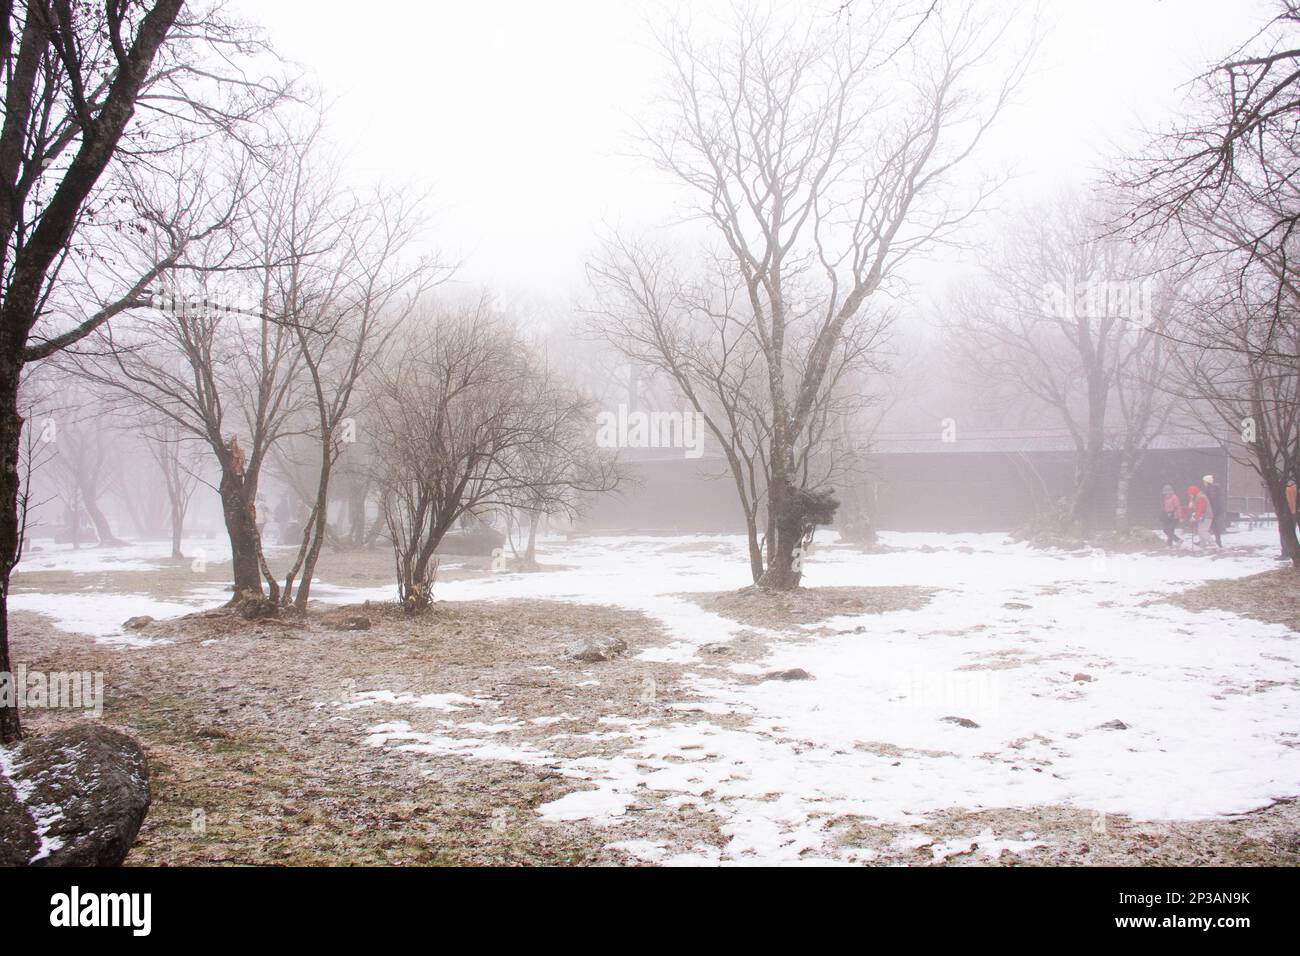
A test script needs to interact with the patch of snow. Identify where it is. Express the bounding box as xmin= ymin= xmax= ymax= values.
xmin=0 ymin=744 xmax=65 ymax=863
xmin=342 ymin=690 xmax=492 ymax=712
xmin=606 ymin=838 xmax=669 ymax=863
xmin=6 ymin=592 xmax=208 ymax=645
xmin=537 ymin=786 xmax=633 ymax=823
xmin=529 ymin=713 xmax=576 ymax=725
xmin=930 ymin=828 xmax=1046 ymax=862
